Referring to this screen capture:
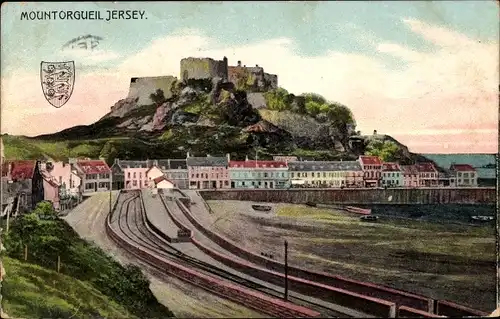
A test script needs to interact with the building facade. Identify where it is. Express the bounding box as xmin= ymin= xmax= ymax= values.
xmin=415 ymin=162 xmax=439 ymax=187
xmin=229 ymin=159 xmax=289 ymax=189
xmin=2 ymin=160 xmax=44 ymax=213
xmin=381 ymin=163 xmax=403 ymax=187
xmin=400 ymin=165 xmax=419 ymax=187
xmin=288 ymin=161 xmax=363 ymax=188
xmin=74 ymin=160 xmax=112 ymax=194
xmin=156 ymin=159 xmax=189 ymax=189
xmin=450 ymin=164 xmax=478 ymax=187
xmin=41 ymin=169 xmax=60 ymax=211
xmin=124 ymin=167 xmax=150 ymax=190
xmin=41 ymin=161 xmax=81 ymax=197
xmin=358 ymin=156 xmax=383 ymax=188
xmin=187 ymin=155 xmax=230 ymax=190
